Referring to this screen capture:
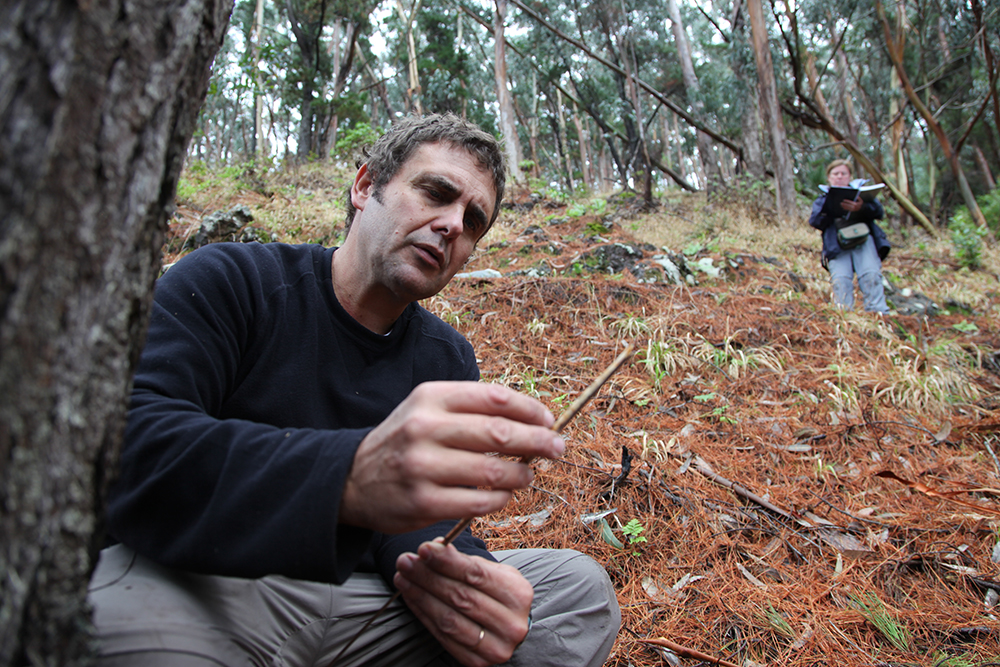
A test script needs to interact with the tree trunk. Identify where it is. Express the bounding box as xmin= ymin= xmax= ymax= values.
xmin=973 ymin=145 xmax=996 ymax=191
xmin=0 ymin=0 xmax=231 ymax=665
xmin=746 ymin=0 xmax=798 ymax=224
xmin=286 ymin=0 xmax=323 ymax=161
xmin=494 ymin=0 xmax=523 ymax=184
xmin=876 ymin=0 xmax=989 ymax=233
xmin=555 ymin=88 xmax=574 ymax=192
xmin=667 ymin=0 xmax=721 ymax=191
xmin=252 ymin=0 xmax=266 ymax=158
xmin=573 ymin=110 xmax=592 ymax=191
xmin=887 ymin=5 xmax=910 ymax=228
xmin=731 ymin=7 xmax=766 ymax=180
xmin=395 ymin=0 xmax=423 ymax=114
